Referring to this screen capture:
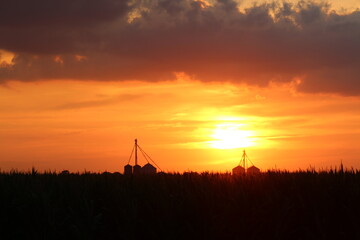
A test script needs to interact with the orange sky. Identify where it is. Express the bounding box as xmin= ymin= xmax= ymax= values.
xmin=1 ymin=77 xmax=359 ymax=172
xmin=1 ymin=0 xmax=360 ymax=172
